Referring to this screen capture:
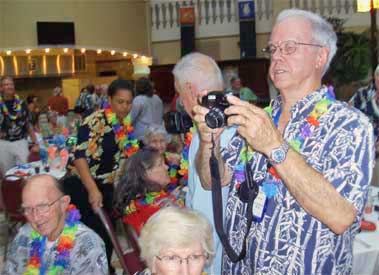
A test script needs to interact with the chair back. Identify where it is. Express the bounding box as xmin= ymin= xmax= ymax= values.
xmin=1 ymin=175 xmax=26 ymax=222
xmin=97 ymin=208 xmax=145 ymax=275
xmin=123 ymin=223 xmax=141 ymax=255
